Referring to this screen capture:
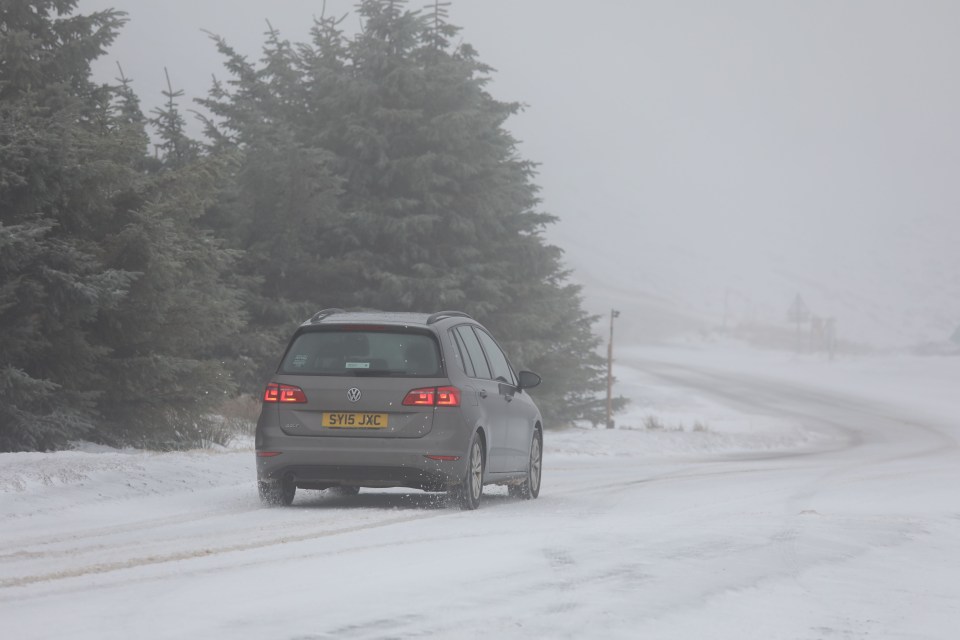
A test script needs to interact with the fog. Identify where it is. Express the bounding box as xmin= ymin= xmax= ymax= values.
xmin=81 ymin=0 xmax=960 ymax=348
